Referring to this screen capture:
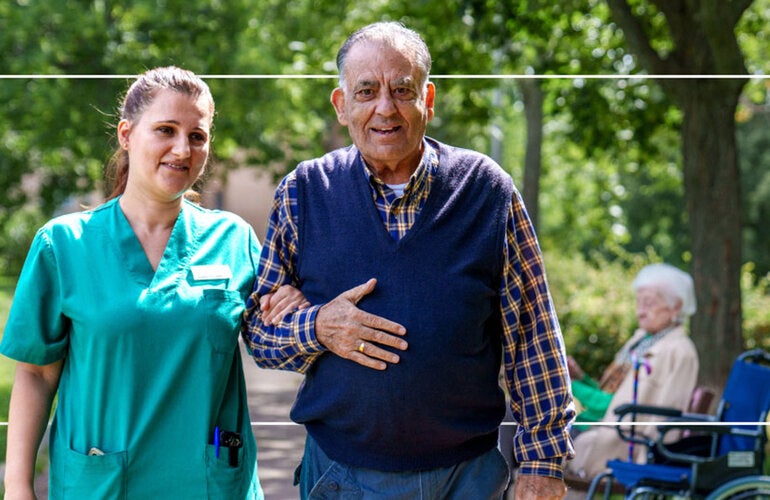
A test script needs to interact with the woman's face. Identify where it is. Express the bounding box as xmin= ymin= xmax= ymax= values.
xmin=635 ymin=286 xmax=680 ymax=333
xmin=118 ymin=89 xmax=211 ymax=202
